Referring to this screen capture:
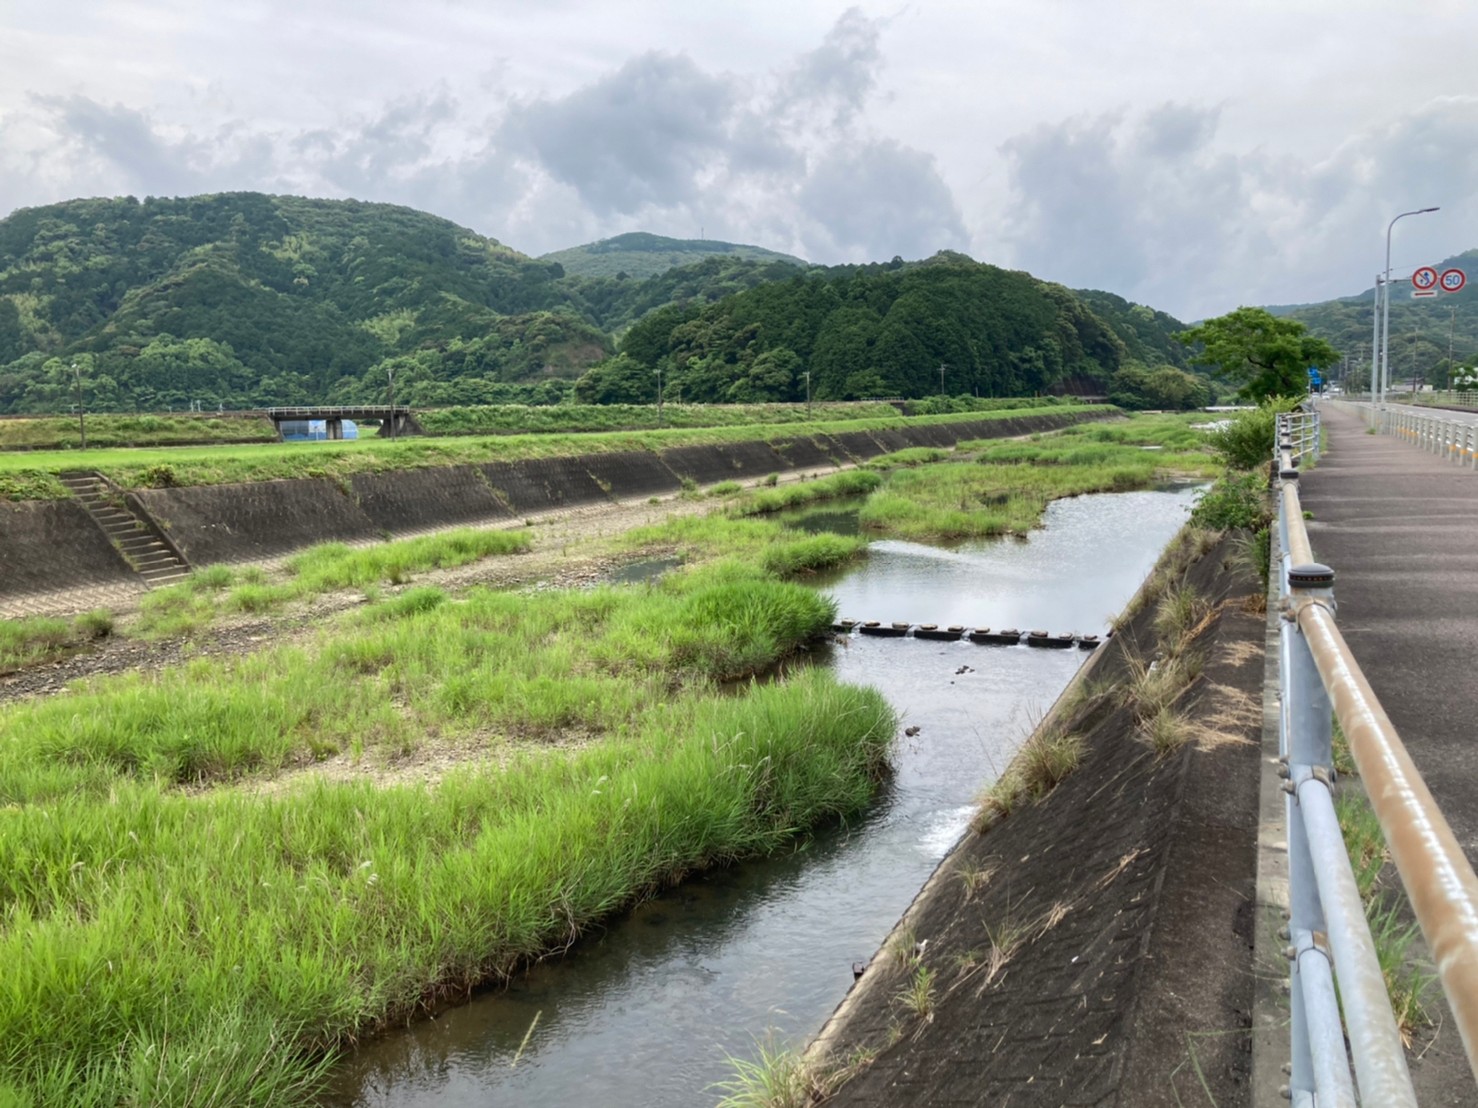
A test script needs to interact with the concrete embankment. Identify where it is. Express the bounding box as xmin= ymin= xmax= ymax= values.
xmin=0 ymin=410 xmax=1106 ymax=603
xmin=810 ymin=528 xmax=1266 ymax=1107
